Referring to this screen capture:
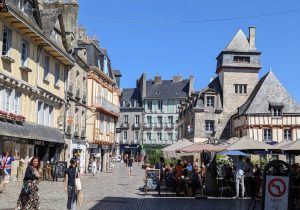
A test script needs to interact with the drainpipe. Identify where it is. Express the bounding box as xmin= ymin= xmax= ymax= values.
xmin=63 ymin=66 xmax=71 ymax=162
